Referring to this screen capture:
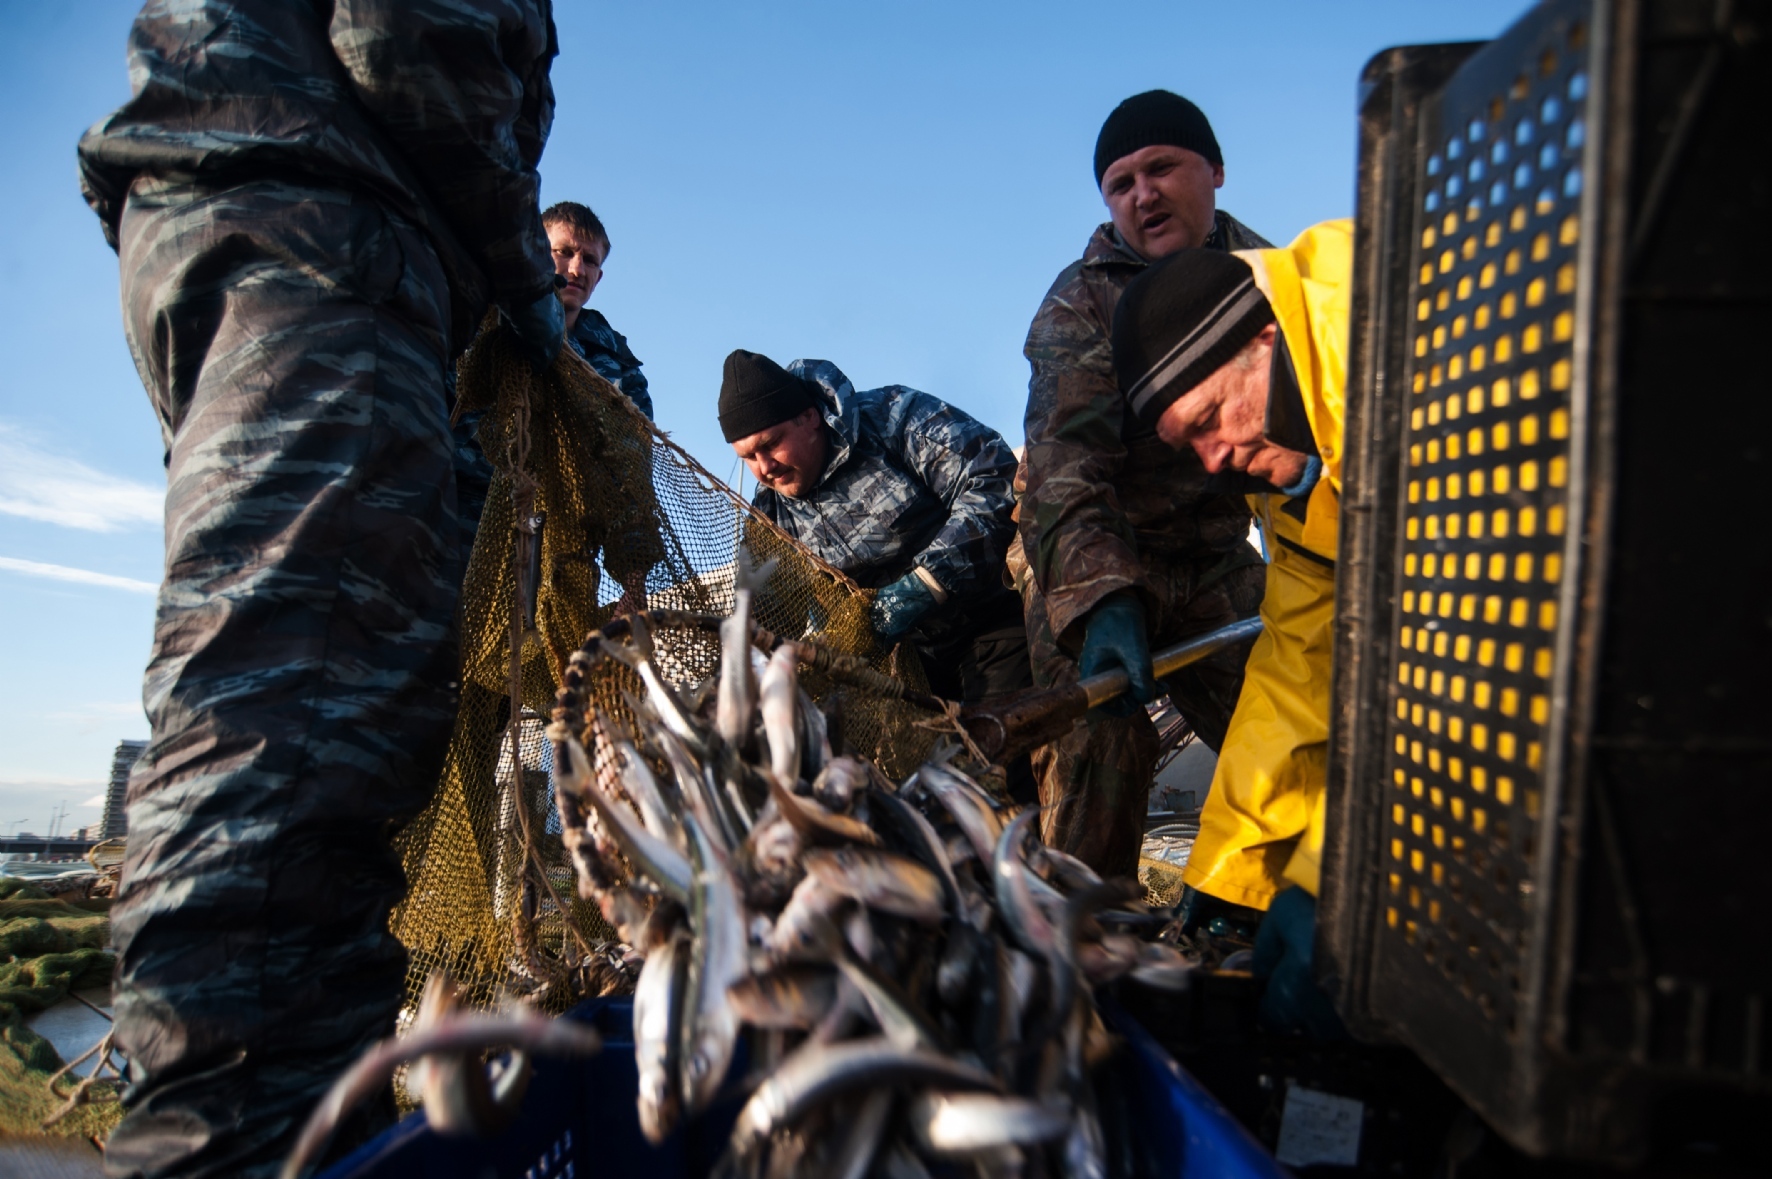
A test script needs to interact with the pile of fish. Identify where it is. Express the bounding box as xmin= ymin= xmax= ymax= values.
xmin=546 ymin=558 xmax=1196 ymax=1178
